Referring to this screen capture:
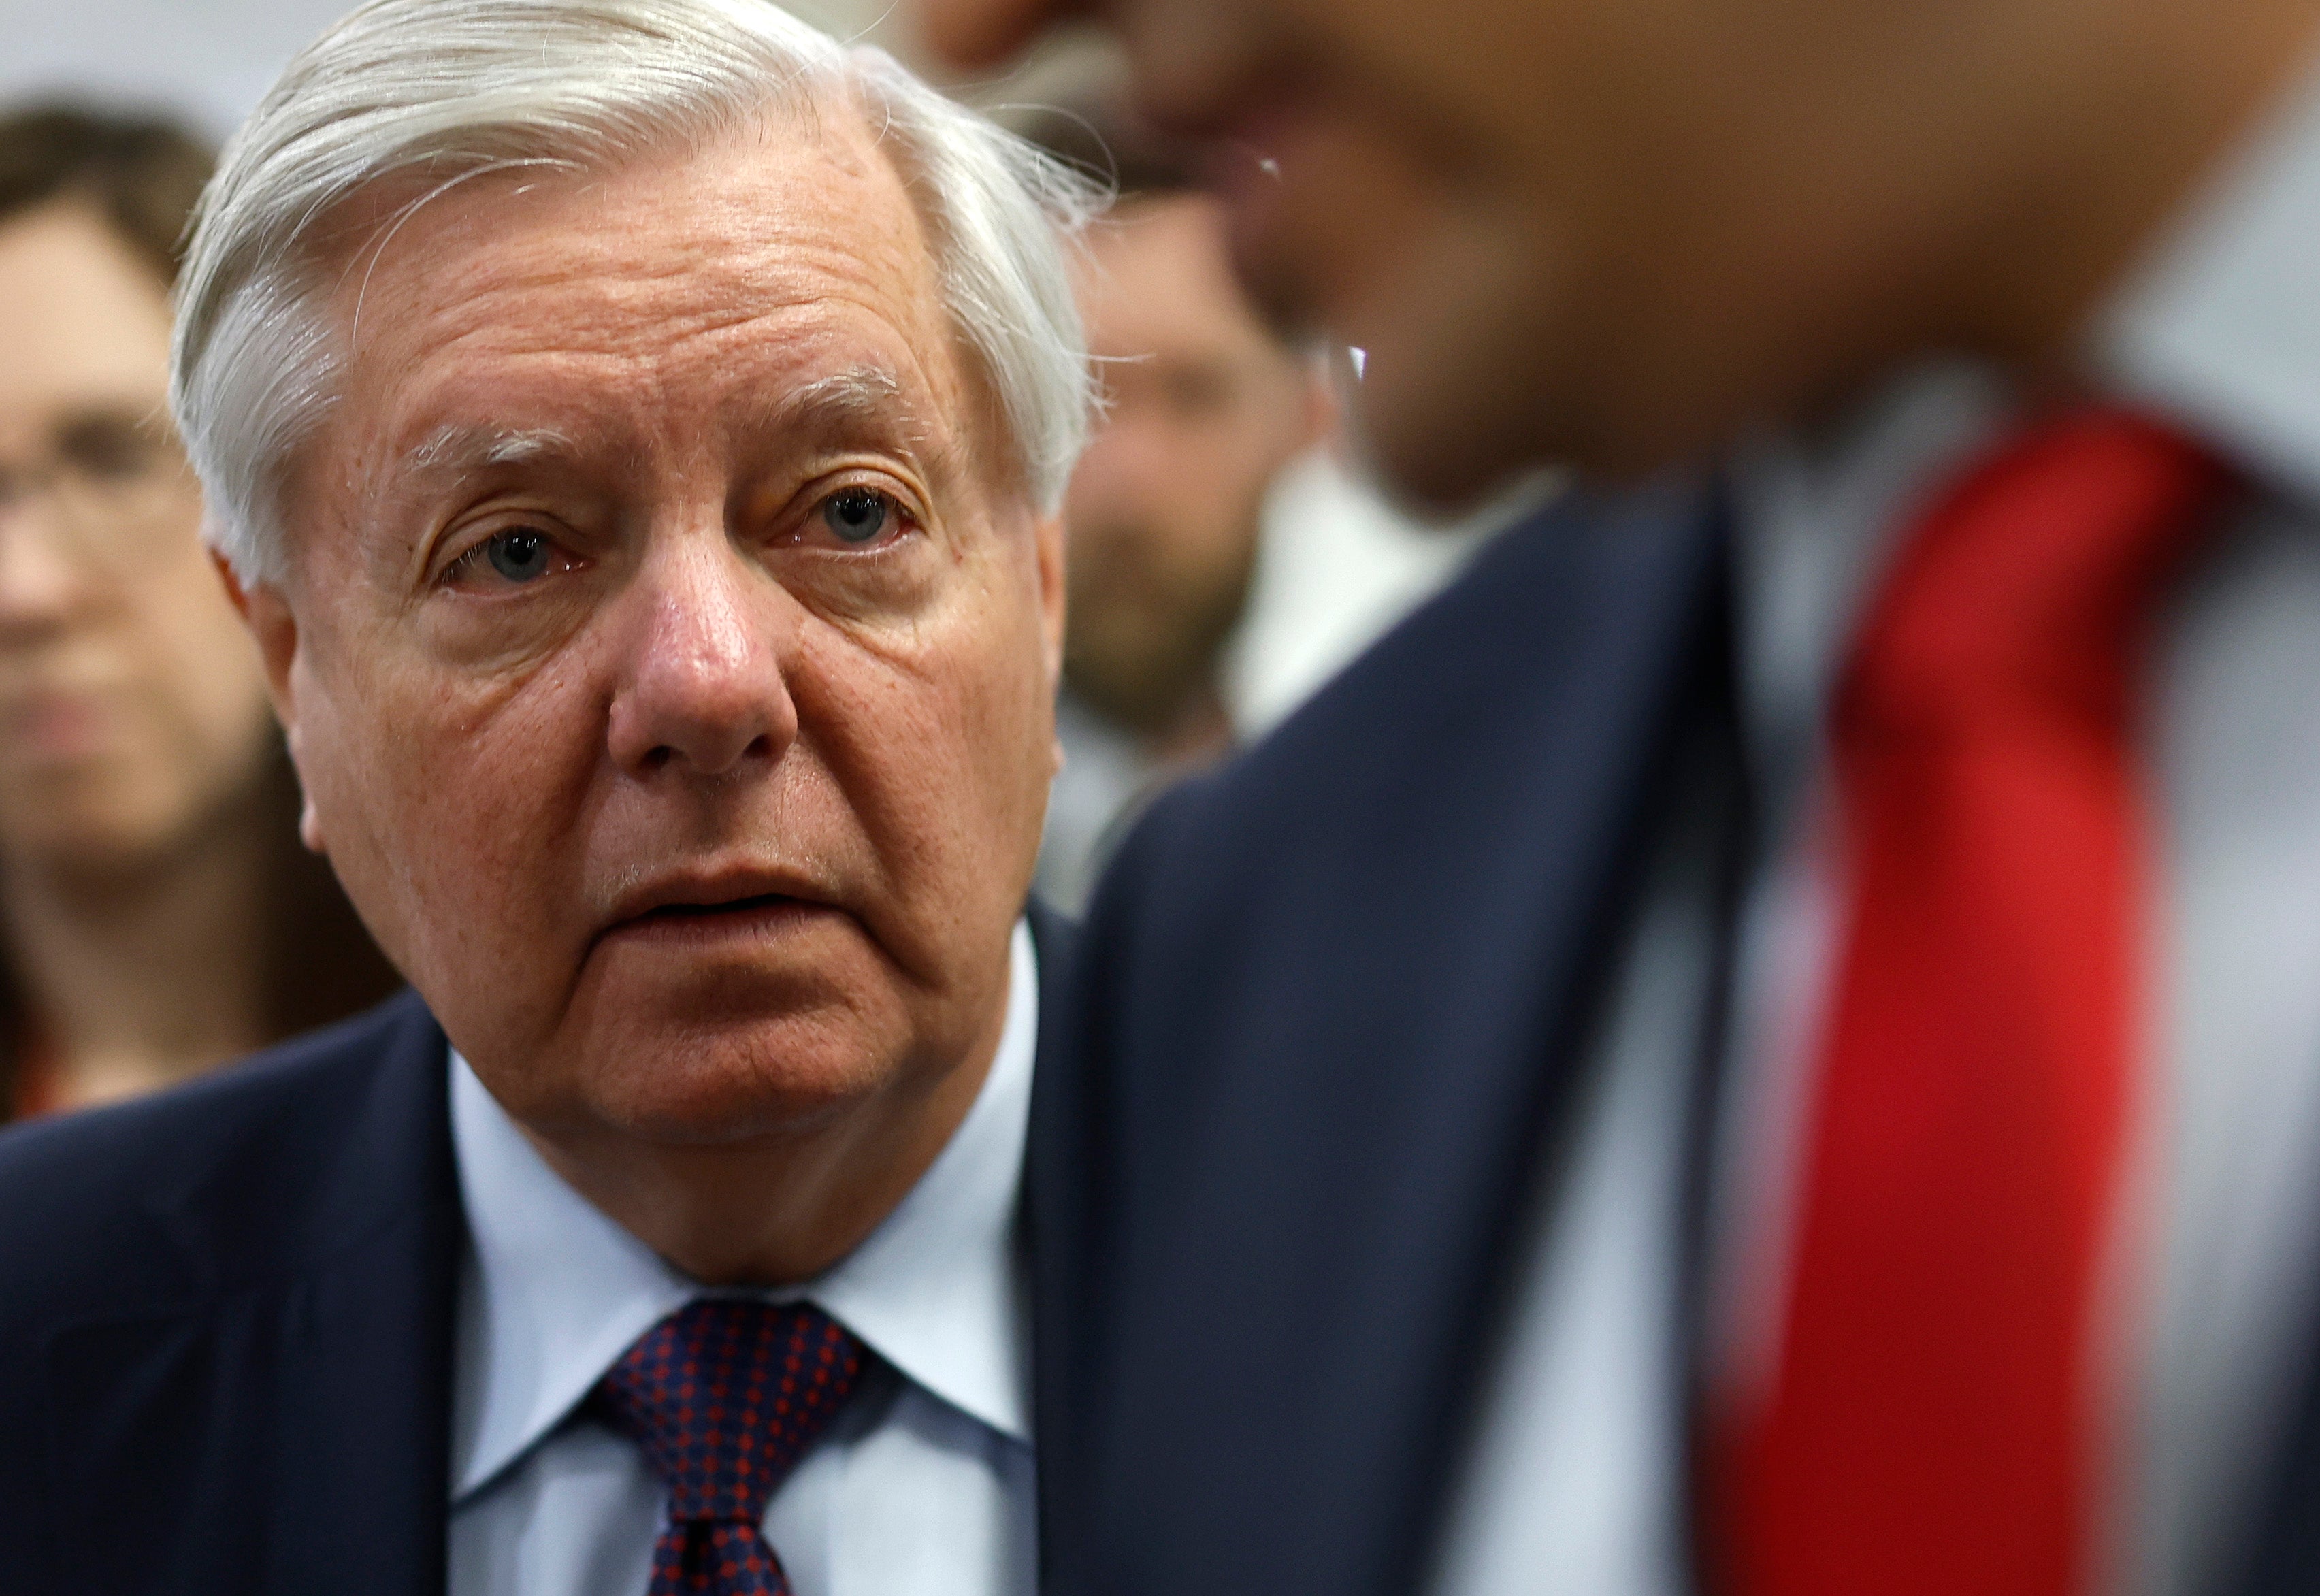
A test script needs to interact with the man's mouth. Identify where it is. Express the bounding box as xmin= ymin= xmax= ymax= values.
xmin=601 ymin=893 xmax=833 ymax=948
xmin=1 ymin=691 xmax=114 ymax=767
xmin=595 ymin=867 xmax=845 ymax=954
